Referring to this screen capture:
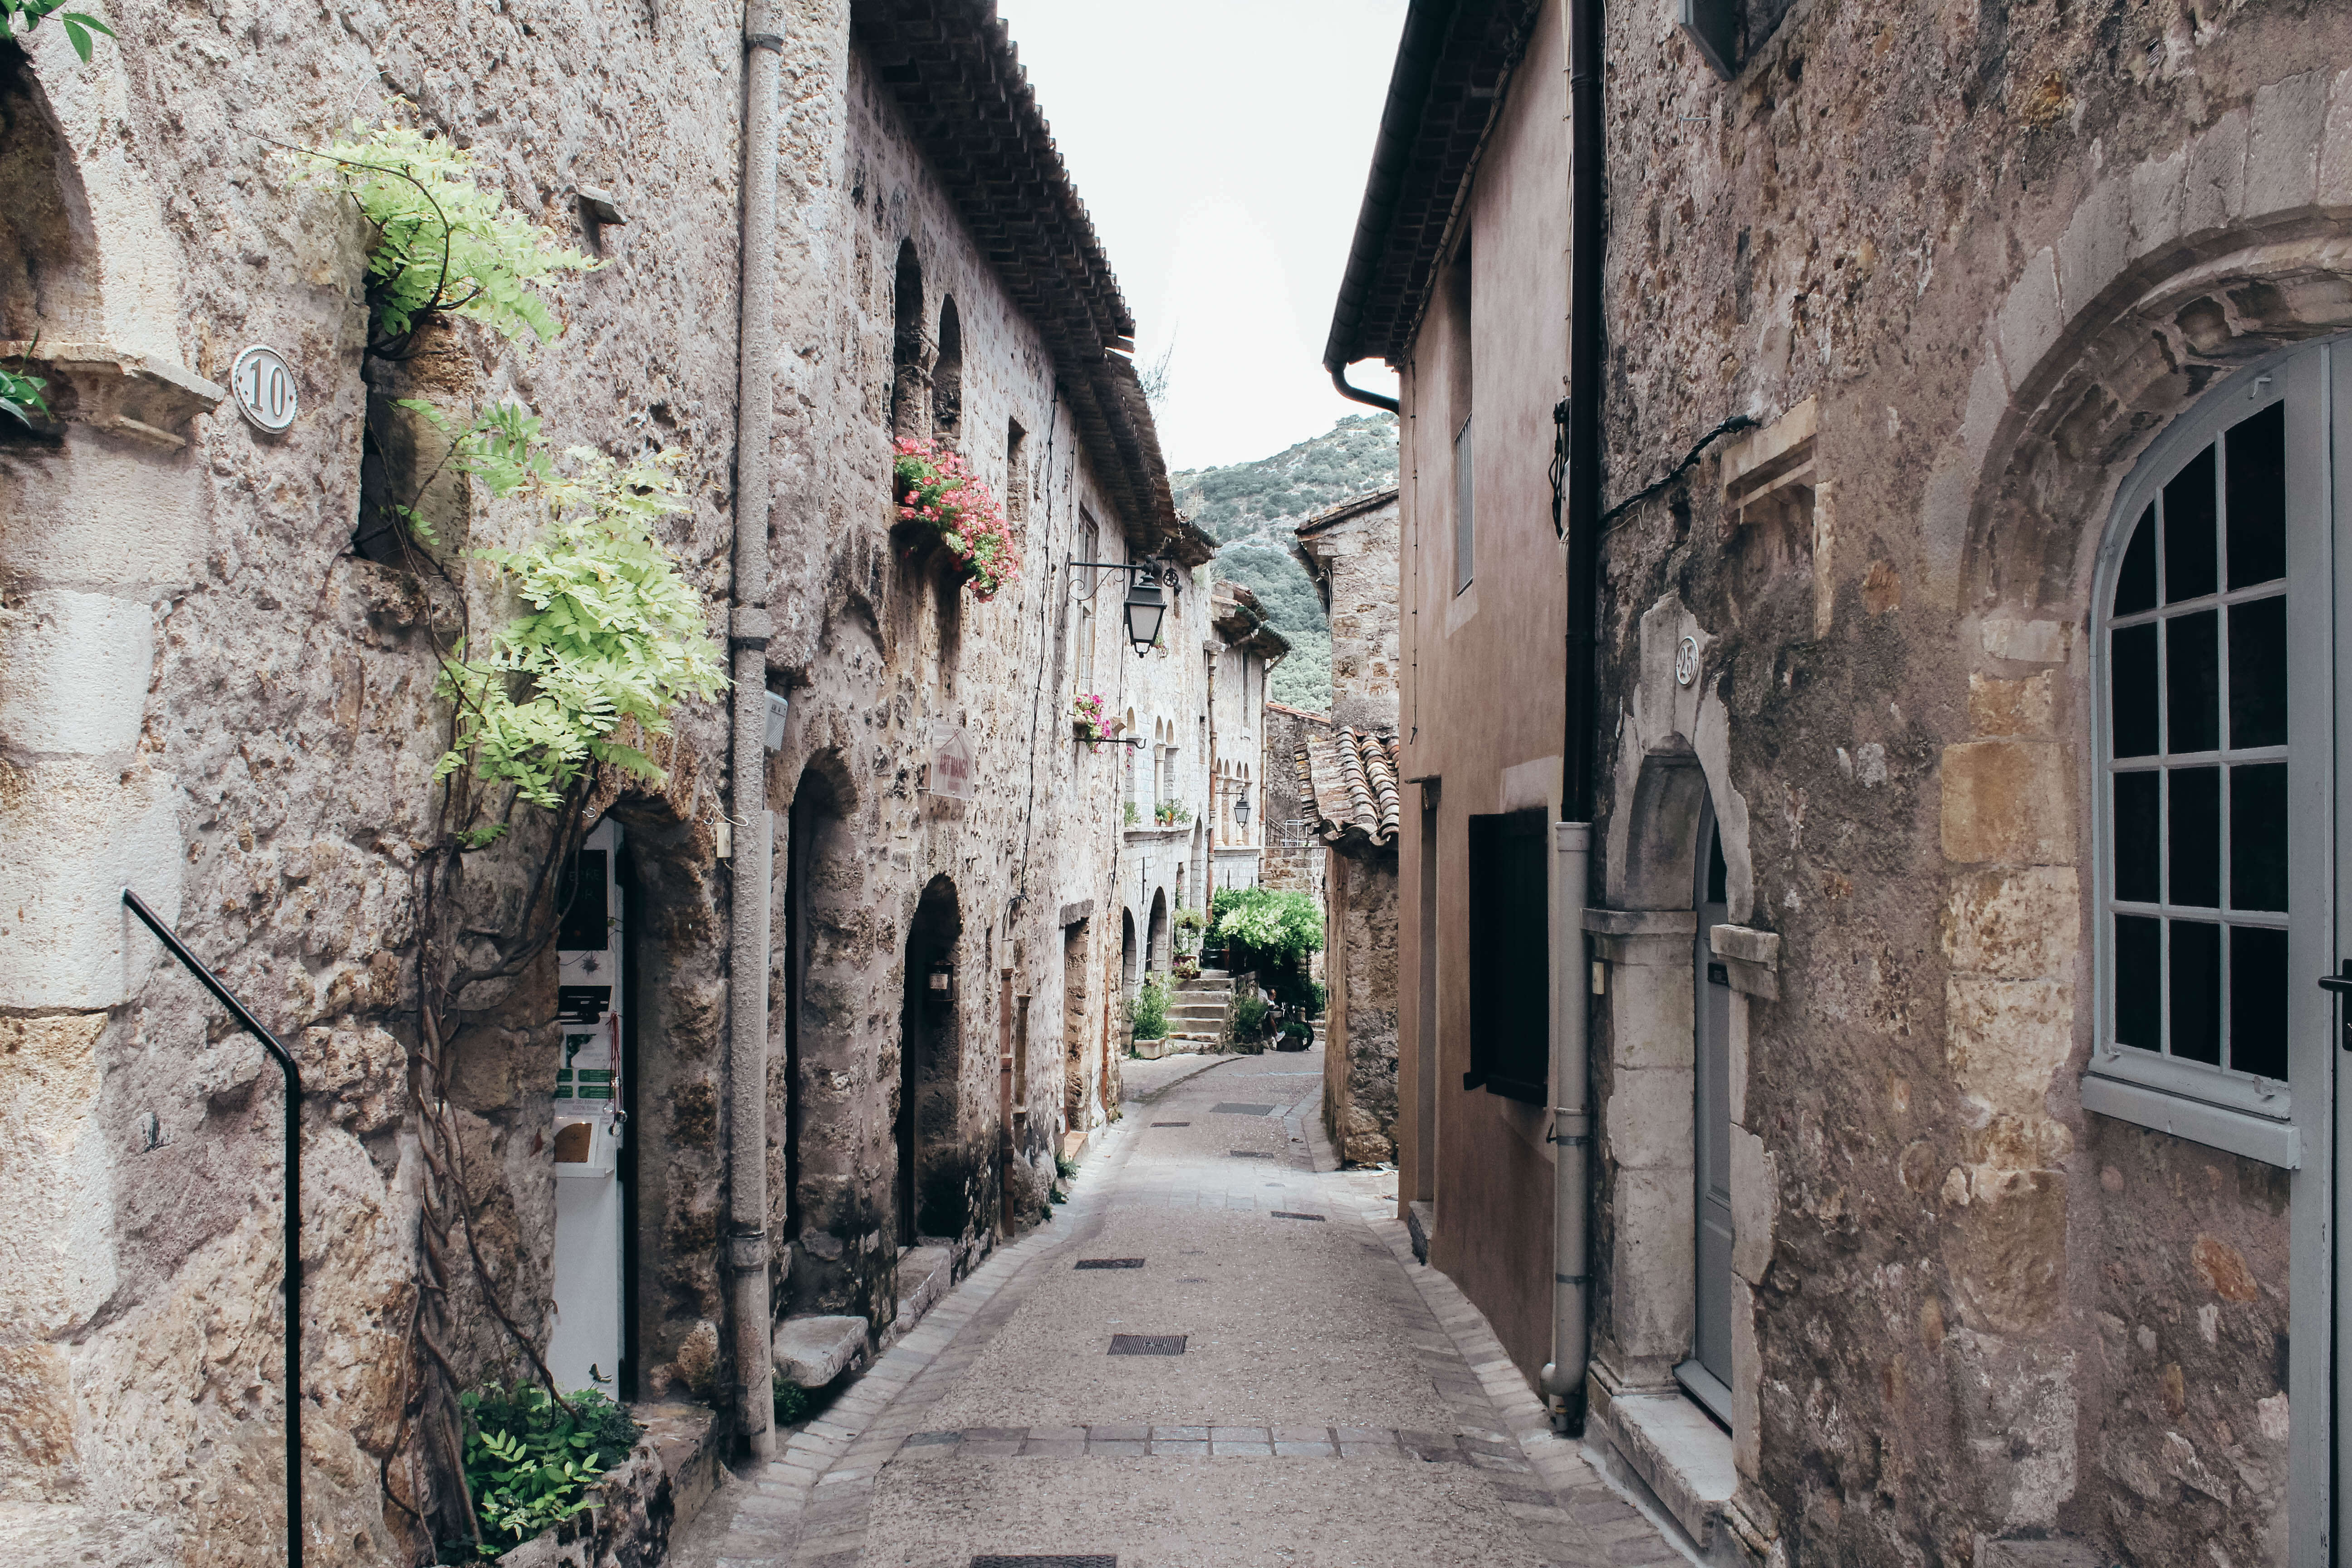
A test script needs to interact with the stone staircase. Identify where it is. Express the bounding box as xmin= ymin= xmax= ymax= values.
xmin=1132 ymin=967 xmax=1235 ymax=1058
xmin=1166 ymin=967 xmax=1234 ymax=1050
